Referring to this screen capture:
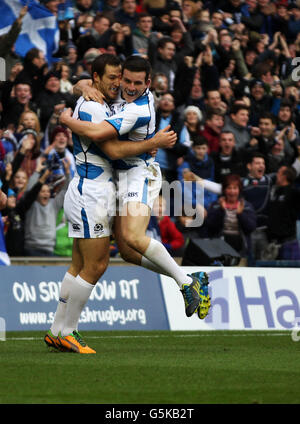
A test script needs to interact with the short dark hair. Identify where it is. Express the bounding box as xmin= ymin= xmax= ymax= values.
xmin=247 ymin=152 xmax=265 ymax=164
xmin=259 ymin=112 xmax=276 ymax=125
xmin=281 ymin=166 xmax=297 ymax=184
xmin=137 ymin=12 xmax=152 ymax=21
xmin=24 ymin=47 xmax=42 ymax=65
xmin=222 ymin=174 xmax=242 ymax=194
xmin=157 ymin=36 xmax=175 ymax=50
xmin=220 ymin=130 xmax=235 ymax=140
xmin=230 ymin=103 xmax=249 ymax=115
xmin=91 ymin=54 xmax=121 ymax=80
xmin=192 ymin=135 xmax=208 ymax=147
xmin=206 ymin=107 xmax=224 ymax=120
xmin=122 ymin=55 xmax=152 ymax=81
xmin=279 ymin=99 xmax=293 ymax=110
